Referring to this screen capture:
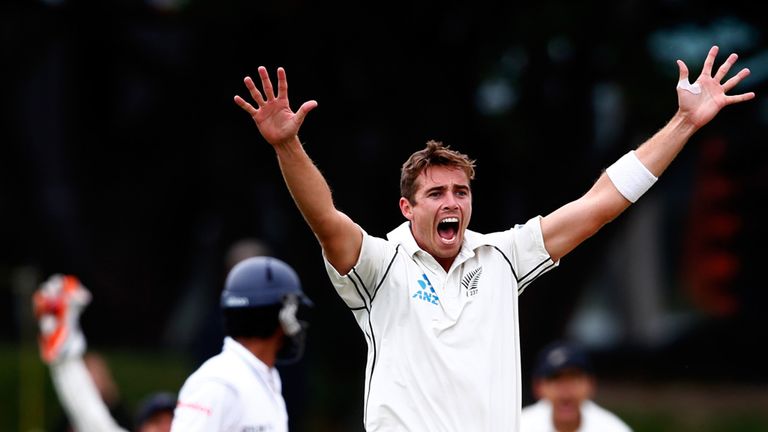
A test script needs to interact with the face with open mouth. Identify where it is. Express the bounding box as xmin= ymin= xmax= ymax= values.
xmin=399 ymin=165 xmax=472 ymax=269
xmin=534 ymin=369 xmax=594 ymax=429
